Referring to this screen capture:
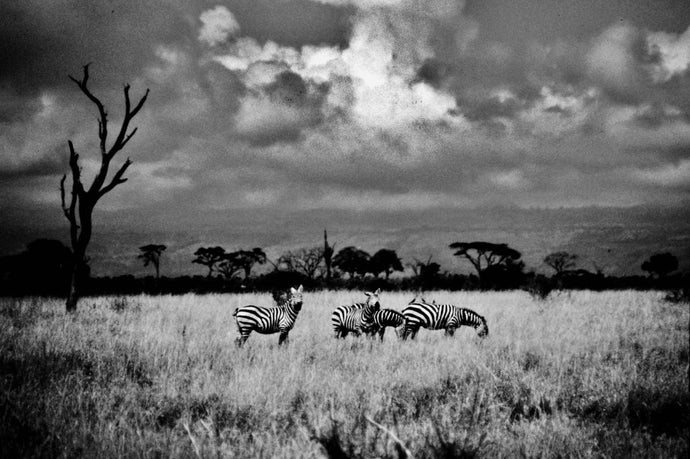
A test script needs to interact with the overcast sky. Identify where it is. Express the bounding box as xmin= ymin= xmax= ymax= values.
xmin=1 ymin=0 xmax=690 ymax=229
